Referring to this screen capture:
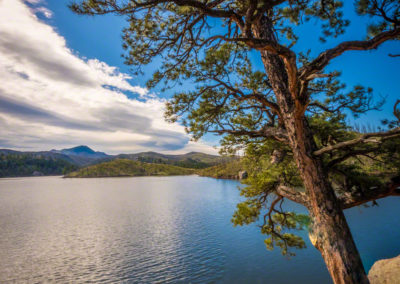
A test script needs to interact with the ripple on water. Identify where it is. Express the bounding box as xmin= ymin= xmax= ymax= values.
xmin=0 ymin=176 xmax=227 ymax=283
xmin=1 ymin=176 xmax=398 ymax=284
